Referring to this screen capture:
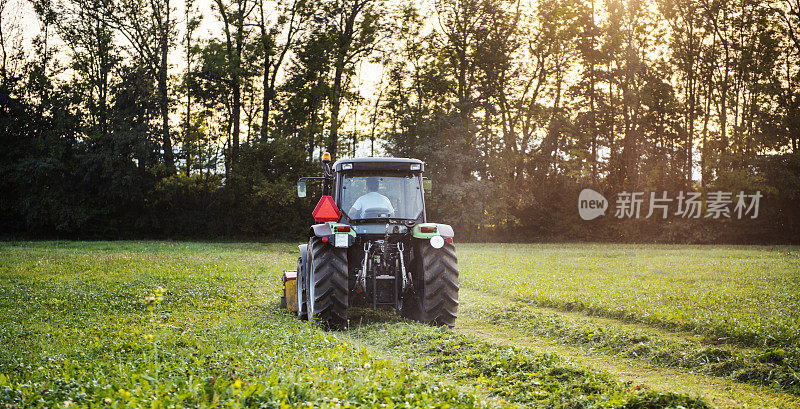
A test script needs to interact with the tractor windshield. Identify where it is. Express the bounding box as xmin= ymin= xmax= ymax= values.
xmin=340 ymin=172 xmax=423 ymax=220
